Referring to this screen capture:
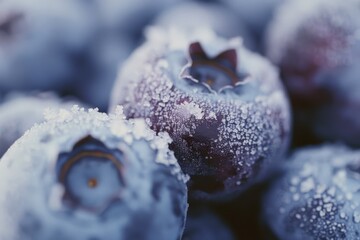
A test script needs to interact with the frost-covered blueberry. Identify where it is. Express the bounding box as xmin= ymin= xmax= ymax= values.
xmin=0 ymin=93 xmax=82 ymax=158
xmin=0 ymin=107 xmax=188 ymax=240
xmin=266 ymin=0 xmax=360 ymax=146
xmin=153 ymin=2 xmax=257 ymax=50
xmin=183 ymin=207 xmax=235 ymax=240
xmin=263 ymin=144 xmax=360 ymax=240
xmin=110 ymin=29 xmax=291 ymax=199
